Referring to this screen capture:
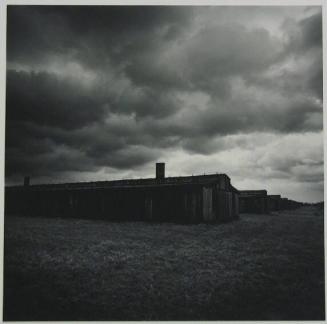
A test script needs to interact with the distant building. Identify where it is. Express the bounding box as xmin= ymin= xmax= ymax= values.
xmin=5 ymin=163 xmax=240 ymax=224
xmin=239 ymin=190 xmax=268 ymax=214
xmin=240 ymin=191 xmax=303 ymax=214
xmin=280 ymin=198 xmax=304 ymax=210
xmin=268 ymin=195 xmax=282 ymax=212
